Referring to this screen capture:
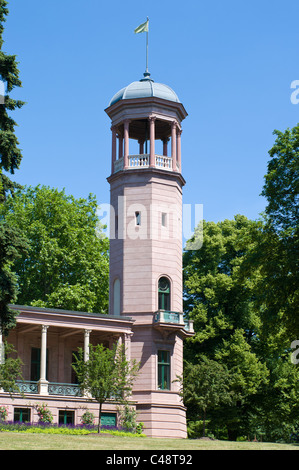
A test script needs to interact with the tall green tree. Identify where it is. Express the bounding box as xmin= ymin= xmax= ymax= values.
xmin=246 ymin=357 xmax=299 ymax=442
xmin=257 ymin=124 xmax=299 ymax=339
xmin=72 ymin=343 xmax=139 ymax=433
xmin=261 ymin=125 xmax=298 ymax=233
xmin=183 ymin=213 xmax=298 ymax=441
xmin=0 ymin=0 xmax=27 ymax=334
xmin=183 ymin=216 xmax=270 ymax=439
xmin=214 ymin=328 xmax=269 ymax=440
xmin=182 ymin=125 xmax=299 ymax=441
xmin=0 ymin=221 xmax=28 ymax=333
xmin=2 ymin=185 xmax=109 ymax=313
xmin=181 ymin=356 xmax=232 ymax=437
xmin=0 ymin=0 xmax=24 ymax=201
xmin=183 ymin=215 xmax=262 ymax=356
